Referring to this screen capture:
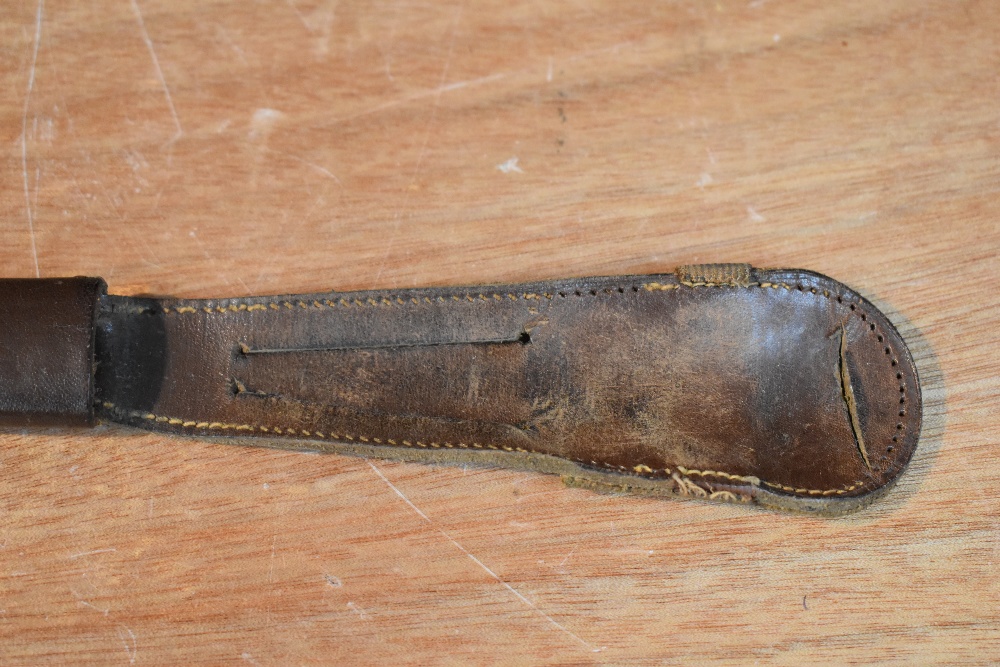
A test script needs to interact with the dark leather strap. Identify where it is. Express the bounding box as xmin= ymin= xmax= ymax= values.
xmin=0 ymin=277 xmax=105 ymax=425
xmin=82 ymin=264 xmax=920 ymax=515
xmin=0 ymin=266 xmax=921 ymax=513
